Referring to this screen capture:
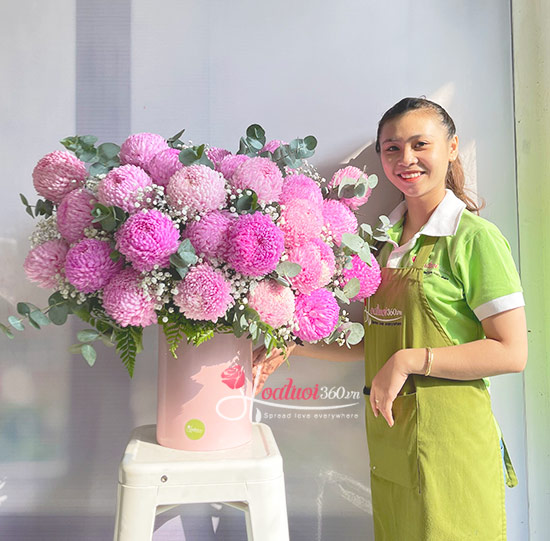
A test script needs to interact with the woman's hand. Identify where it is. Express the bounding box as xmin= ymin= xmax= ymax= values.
xmin=369 ymin=349 xmax=412 ymax=427
xmin=252 ymin=343 xmax=297 ymax=395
